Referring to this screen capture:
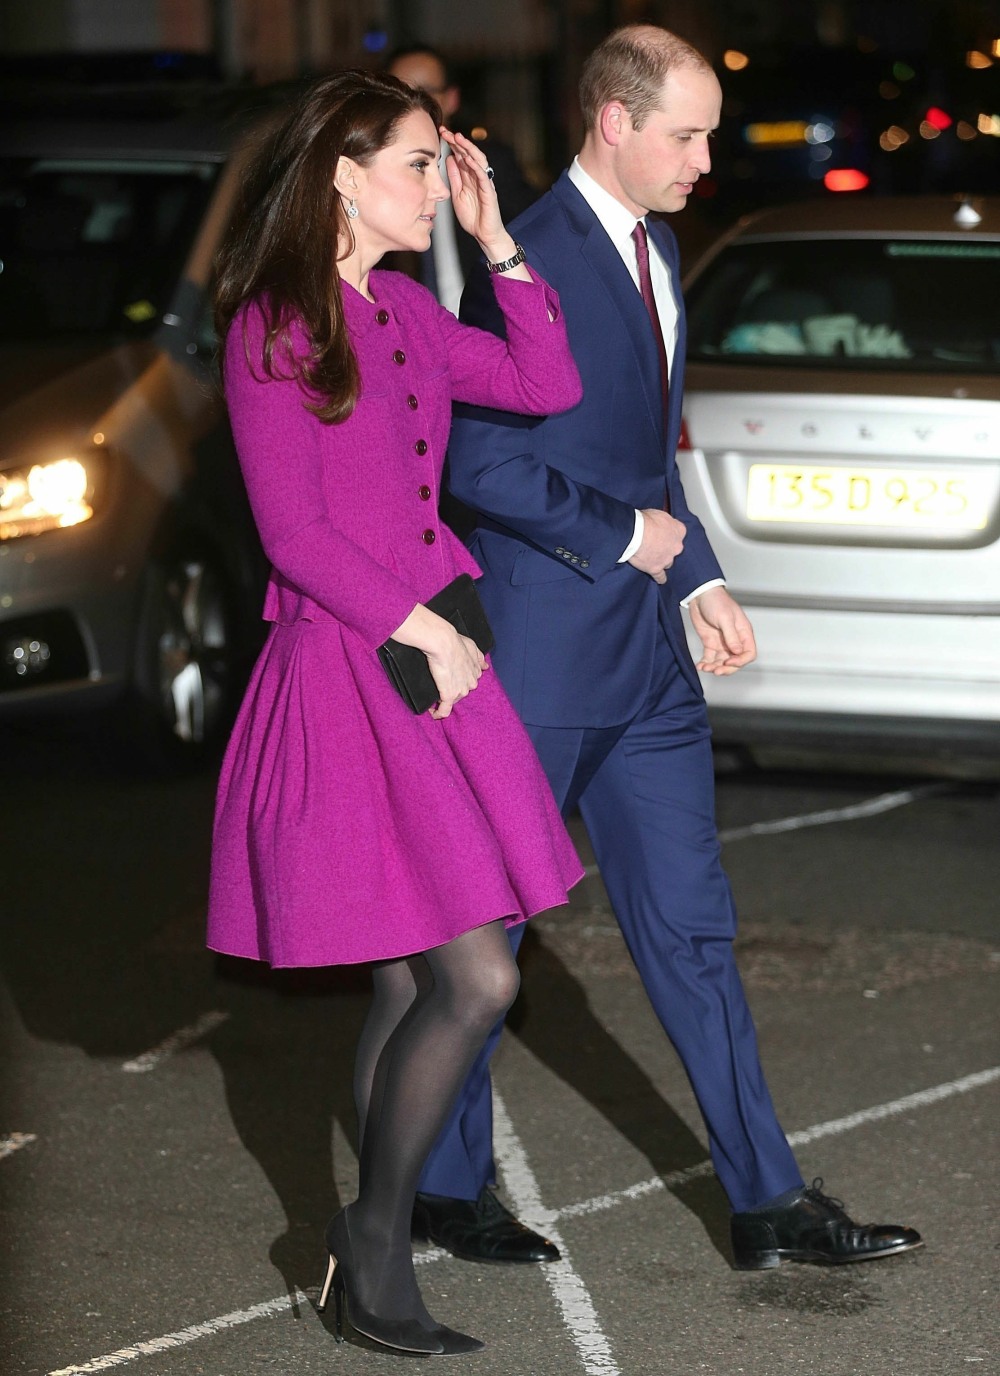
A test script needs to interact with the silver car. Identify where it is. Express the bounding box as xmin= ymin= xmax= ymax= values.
xmin=0 ymin=93 xmax=275 ymax=767
xmin=679 ymin=196 xmax=1000 ymax=775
